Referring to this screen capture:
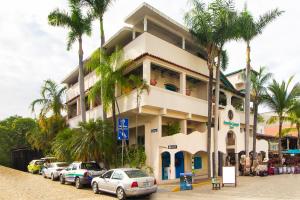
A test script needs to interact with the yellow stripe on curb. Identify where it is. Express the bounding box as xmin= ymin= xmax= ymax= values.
xmin=172 ymin=180 xmax=211 ymax=192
